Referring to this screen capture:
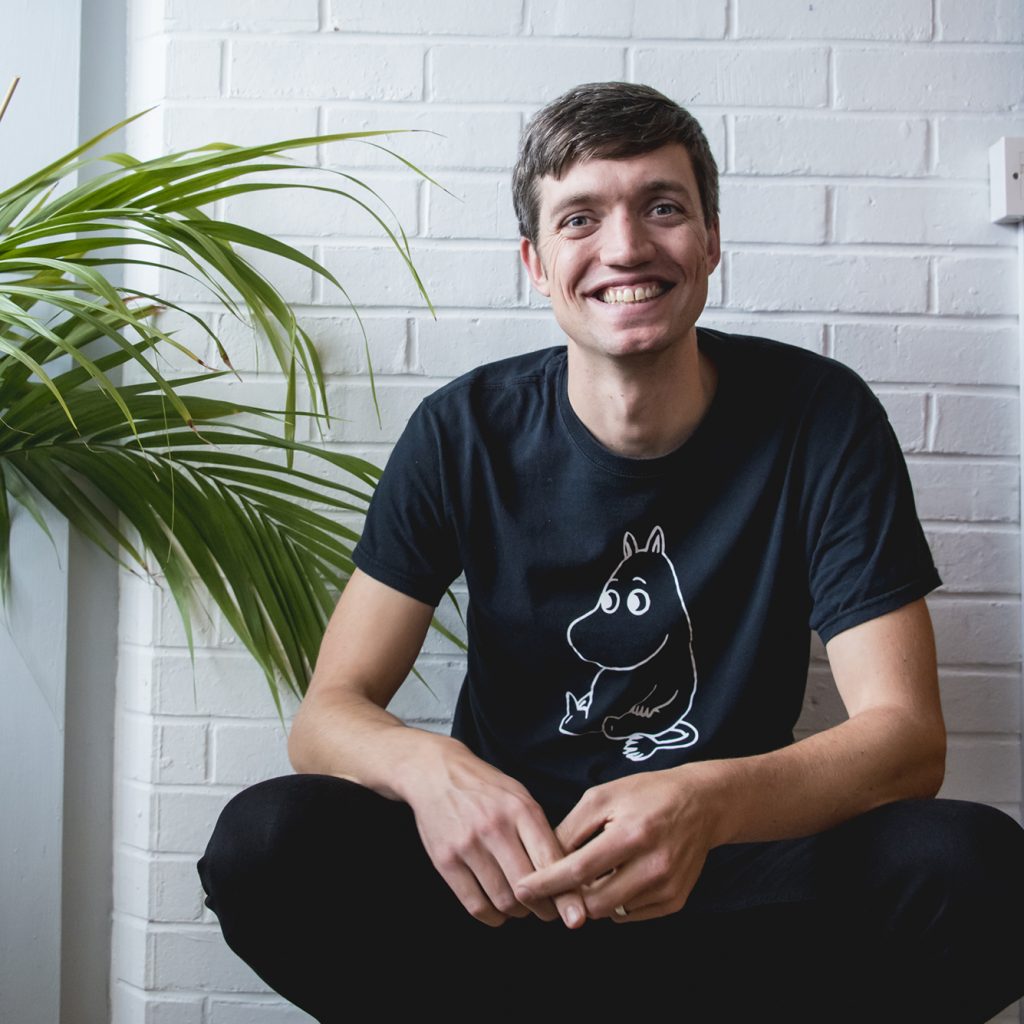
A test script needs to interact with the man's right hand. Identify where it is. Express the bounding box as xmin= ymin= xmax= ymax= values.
xmin=400 ymin=736 xmax=587 ymax=929
xmin=290 ymin=570 xmax=585 ymax=929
